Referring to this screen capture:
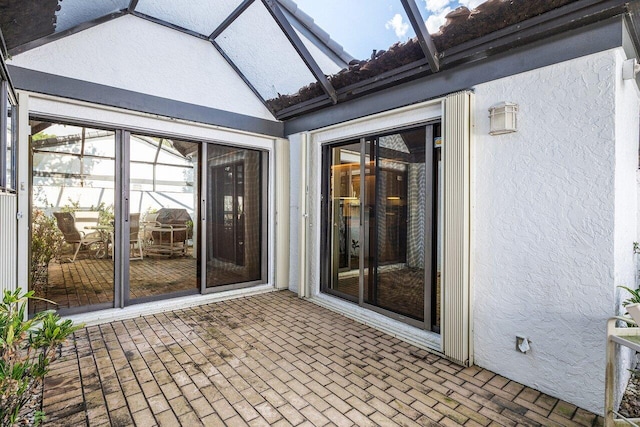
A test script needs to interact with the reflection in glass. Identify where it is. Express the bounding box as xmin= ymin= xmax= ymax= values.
xmin=30 ymin=123 xmax=116 ymax=314
xmin=364 ymin=129 xmax=427 ymax=322
xmin=323 ymin=126 xmax=438 ymax=328
xmin=327 ymin=141 xmax=362 ymax=300
xmin=129 ymin=135 xmax=199 ymax=301
xmin=206 ymin=145 xmax=264 ymax=288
